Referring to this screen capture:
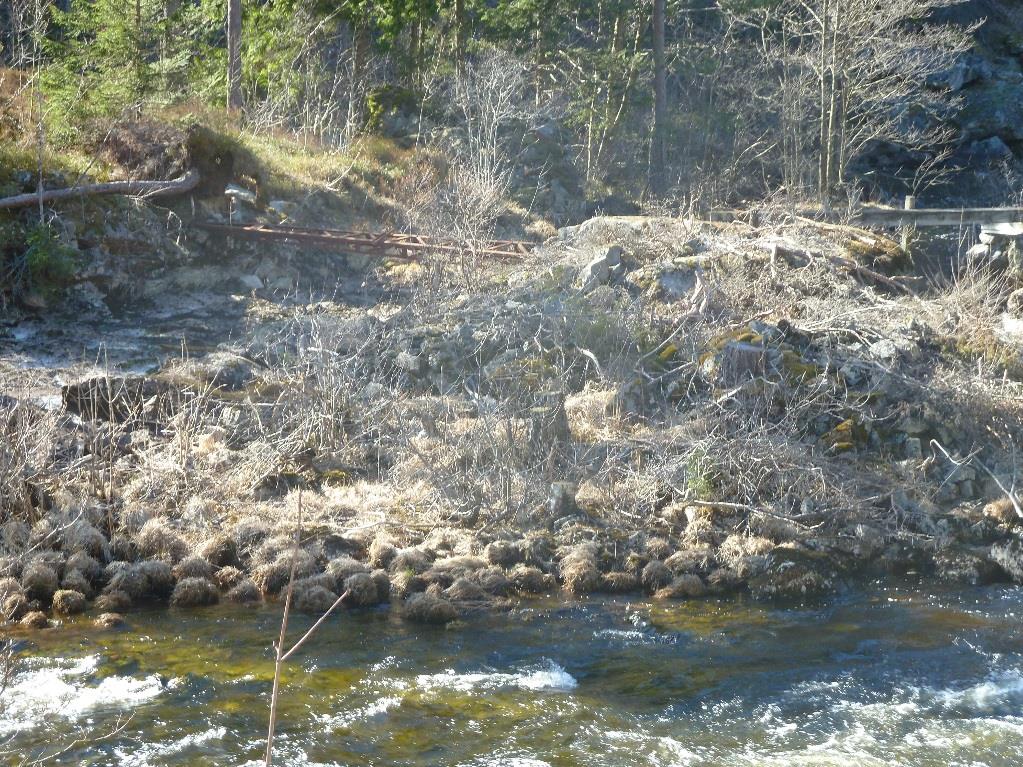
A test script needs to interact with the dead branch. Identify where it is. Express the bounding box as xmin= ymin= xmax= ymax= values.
xmin=760 ymin=238 xmax=912 ymax=294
